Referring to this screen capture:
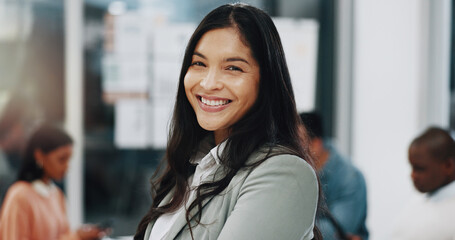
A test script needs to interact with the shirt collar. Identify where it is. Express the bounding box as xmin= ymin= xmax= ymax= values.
xmin=427 ymin=180 xmax=455 ymax=202
xmin=209 ymin=140 xmax=226 ymax=166
xmin=31 ymin=179 xmax=56 ymax=197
